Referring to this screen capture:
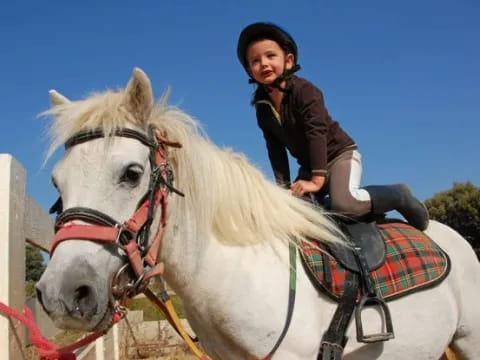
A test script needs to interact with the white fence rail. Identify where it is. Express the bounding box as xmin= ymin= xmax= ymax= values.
xmin=0 ymin=154 xmax=119 ymax=360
